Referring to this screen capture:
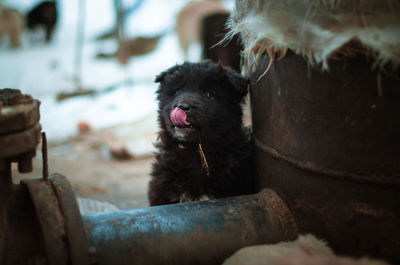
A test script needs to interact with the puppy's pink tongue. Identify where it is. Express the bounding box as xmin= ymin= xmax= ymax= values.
xmin=171 ymin=107 xmax=191 ymax=126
